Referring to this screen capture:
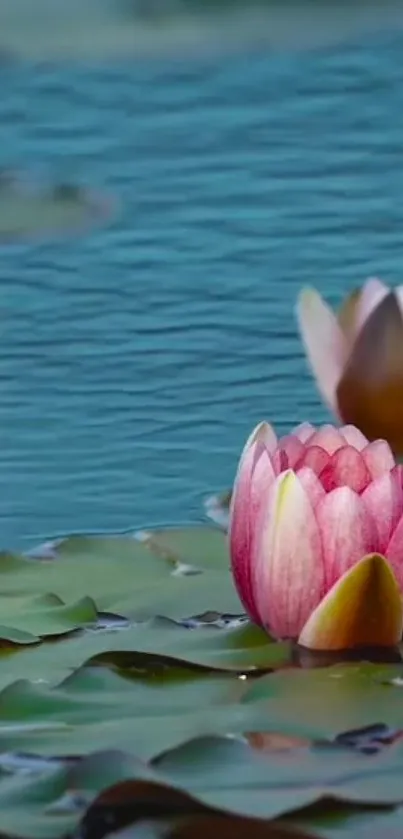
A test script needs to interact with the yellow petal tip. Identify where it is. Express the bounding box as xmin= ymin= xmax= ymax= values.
xmin=298 ymin=554 xmax=403 ymax=651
